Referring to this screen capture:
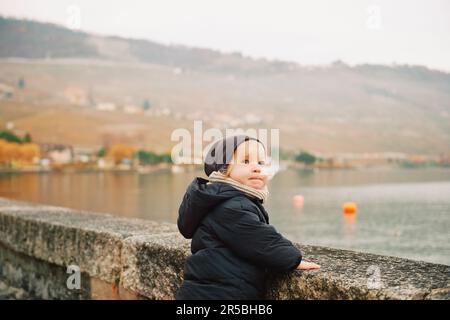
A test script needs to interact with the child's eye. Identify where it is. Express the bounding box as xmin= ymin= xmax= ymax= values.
xmin=243 ymin=159 xmax=249 ymax=164
xmin=258 ymin=161 xmax=265 ymax=165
